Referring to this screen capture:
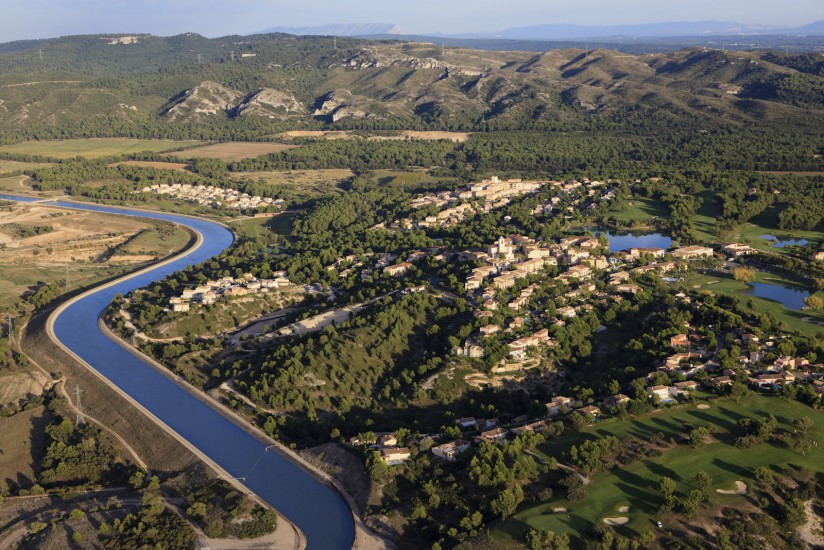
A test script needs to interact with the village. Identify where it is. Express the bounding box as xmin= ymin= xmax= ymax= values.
xmin=140 ymin=183 xmax=285 ymax=210
xmin=167 ymin=271 xmax=291 ymax=312
xmin=133 ymin=174 xmax=821 ymax=473
xmin=333 ymin=182 xmax=820 ymax=466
